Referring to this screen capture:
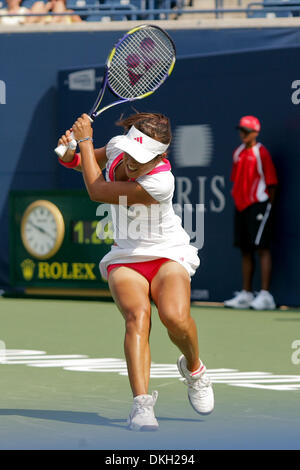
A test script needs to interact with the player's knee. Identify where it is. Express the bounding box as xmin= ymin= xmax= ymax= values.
xmin=160 ymin=308 xmax=190 ymax=335
xmin=124 ymin=308 xmax=150 ymax=335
